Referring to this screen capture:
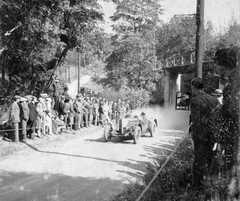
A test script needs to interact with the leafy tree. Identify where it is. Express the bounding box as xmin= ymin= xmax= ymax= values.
xmin=111 ymin=0 xmax=163 ymax=33
xmin=60 ymin=27 xmax=112 ymax=82
xmin=102 ymin=0 xmax=163 ymax=94
xmin=0 ymin=0 xmax=104 ymax=96
xmin=156 ymin=15 xmax=196 ymax=62
xmin=81 ymin=27 xmax=113 ymax=81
